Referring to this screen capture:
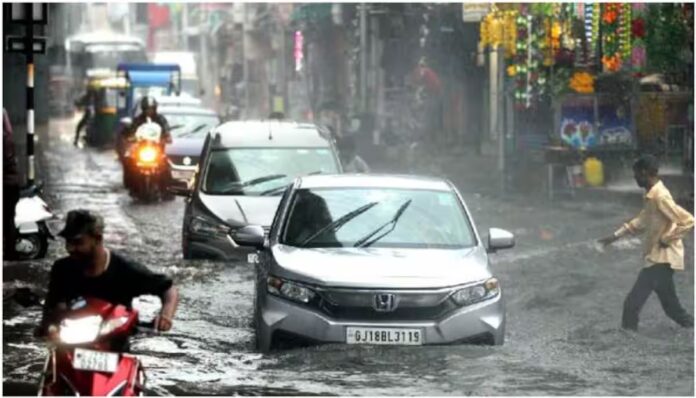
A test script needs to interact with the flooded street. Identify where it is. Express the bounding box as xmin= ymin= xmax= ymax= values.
xmin=3 ymin=116 xmax=693 ymax=396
